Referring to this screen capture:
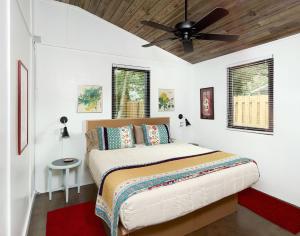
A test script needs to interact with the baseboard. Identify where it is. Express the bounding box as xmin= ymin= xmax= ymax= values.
xmin=250 ymin=187 xmax=300 ymax=208
xmin=50 ymin=184 xmax=82 ymax=193
xmin=37 ymin=180 xmax=94 ymax=194
xmin=23 ymin=191 xmax=36 ymax=236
